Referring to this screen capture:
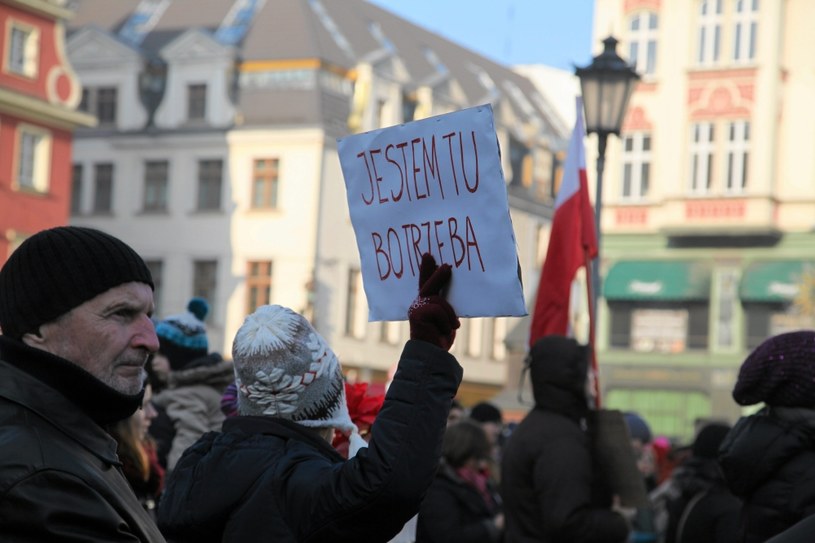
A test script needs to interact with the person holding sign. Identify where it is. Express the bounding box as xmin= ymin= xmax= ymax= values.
xmin=157 ymin=254 xmax=462 ymax=543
